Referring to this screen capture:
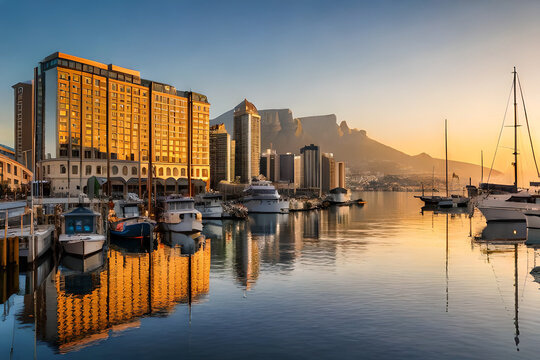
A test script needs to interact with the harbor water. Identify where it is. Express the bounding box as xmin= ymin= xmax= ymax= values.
xmin=2 ymin=192 xmax=540 ymax=359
